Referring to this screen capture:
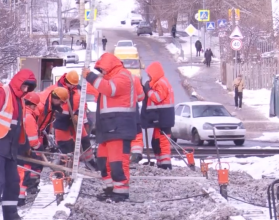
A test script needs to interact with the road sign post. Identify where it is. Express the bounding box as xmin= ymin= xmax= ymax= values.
xmin=230 ymin=39 xmax=243 ymax=51
xmin=85 ymin=8 xmax=97 ymax=21
xmin=185 ymin=24 xmax=197 ymax=68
